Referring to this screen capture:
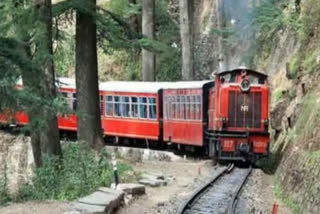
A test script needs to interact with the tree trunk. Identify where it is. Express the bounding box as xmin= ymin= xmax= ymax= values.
xmin=216 ymin=0 xmax=226 ymax=72
xmin=13 ymin=0 xmax=43 ymax=167
xmin=75 ymin=0 xmax=104 ymax=149
xmin=142 ymin=0 xmax=155 ymax=81
xmin=35 ymin=0 xmax=62 ymax=158
xmin=179 ymin=0 xmax=194 ymax=80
